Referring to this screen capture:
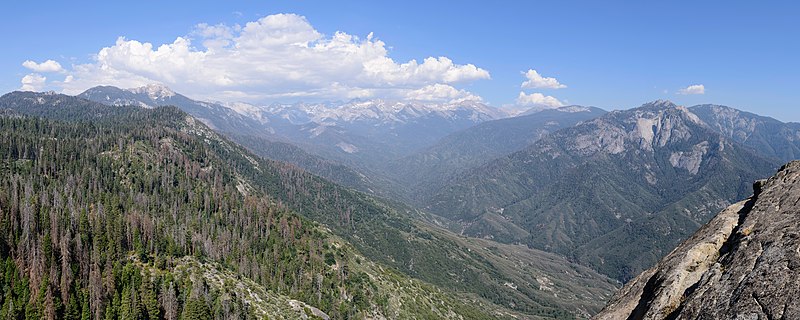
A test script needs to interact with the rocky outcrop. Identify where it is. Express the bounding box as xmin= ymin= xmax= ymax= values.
xmin=690 ymin=104 xmax=800 ymax=163
xmin=595 ymin=160 xmax=800 ymax=319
